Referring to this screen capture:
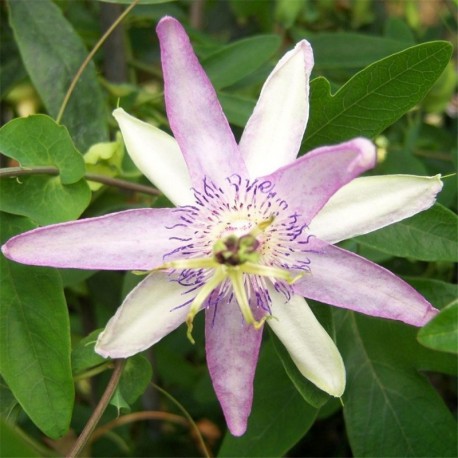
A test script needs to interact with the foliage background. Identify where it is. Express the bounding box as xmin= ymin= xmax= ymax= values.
xmin=0 ymin=0 xmax=457 ymax=457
